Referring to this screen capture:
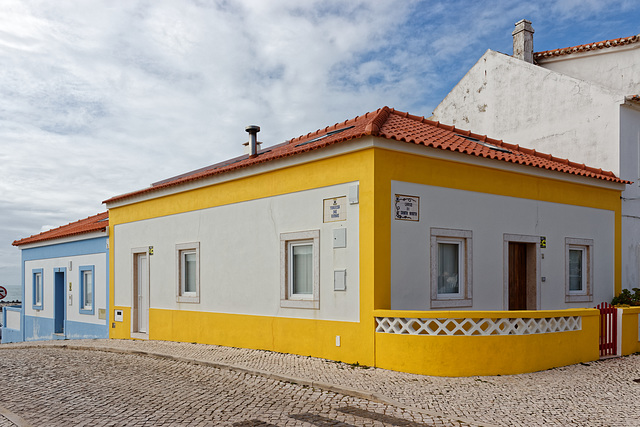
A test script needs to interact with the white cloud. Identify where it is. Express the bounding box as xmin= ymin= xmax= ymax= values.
xmin=1 ymin=0 xmax=639 ymax=288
